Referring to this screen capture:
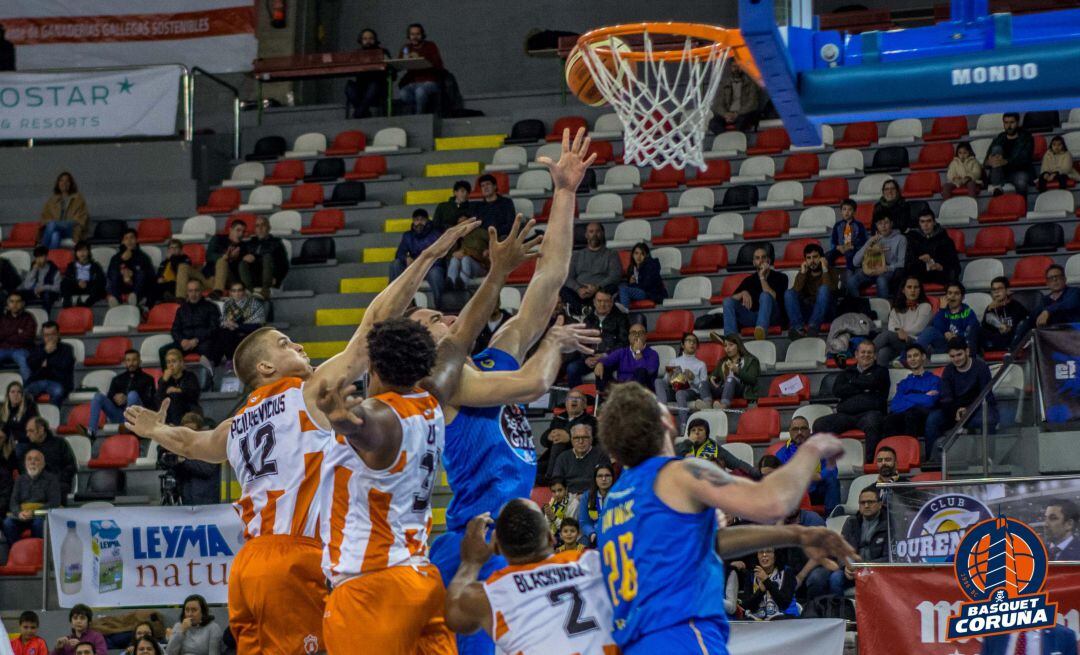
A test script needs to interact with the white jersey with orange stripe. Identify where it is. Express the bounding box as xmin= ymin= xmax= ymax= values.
xmin=226 ymin=377 xmax=336 ymax=541
xmin=321 ymin=388 xmax=444 ymax=586
xmin=483 ymin=549 xmax=618 ymax=655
